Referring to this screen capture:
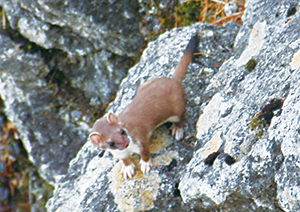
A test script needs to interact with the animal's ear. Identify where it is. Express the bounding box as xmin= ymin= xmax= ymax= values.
xmin=89 ymin=132 xmax=104 ymax=147
xmin=107 ymin=112 xmax=119 ymax=125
